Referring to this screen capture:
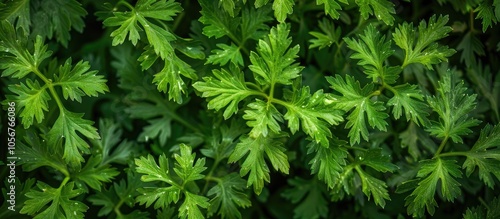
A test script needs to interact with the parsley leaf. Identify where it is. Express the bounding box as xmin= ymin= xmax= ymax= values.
xmin=249 ymin=23 xmax=303 ymax=86
xmin=255 ymin=0 xmax=294 ymax=23
xmin=463 ymin=196 xmax=500 ymax=219
xmin=30 ymin=0 xmax=87 ymax=47
xmin=20 ymin=181 xmax=88 ymax=218
xmin=0 ymin=24 xmax=52 ymax=79
xmin=193 ymin=66 xmax=256 ymax=119
xmin=457 ymin=32 xmax=485 ymax=67
xmin=316 ymin=0 xmax=348 ymax=19
xmin=403 ymin=158 xmax=462 ymax=217
xmin=244 ymin=99 xmax=284 ymax=138
xmin=103 ymin=0 xmax=181 ymax=49
xmin=199 ymin=0 xmax=240 ymax=39
xmin=0 ymin=0 xmax=30 ymax=32
xmin=463 ymin=124 xmax=500 ymax=188
xmin=135 ymin=144 xmax=209 ymax=218
xmin=7 ymin=79 xmax=51 ymax=128
xmin=206 ymin=43 xmax=244 ymax=66
xmin=307 ymin=140 xmax=347 ymax=189
xmin=393 ymin=15 xmax=456 ymax=69
xmin=327 ymin=75 xmax=389 ymax=145
xmin=344 ymin=24 xmax=399 ymax=85
xmin=426 ymin=70 xmax=481 ymax=143
xmin=55 ymin=58 xmax=108 ymax=102
xmin=72 ymin=156 xmax=119 ymax=192
xmin=309 ymin=19 xmax=342 ymax=49
xmin=228 ymin=133 xmax=289 ymax=194
xmin=207 ymin=173 xmax=252 ymax=219
xmin=356 ymin=0 xmax=396 ymax=25
xmin=387 ymin=83 xmax=430 ymax=126
xmin=282 ymin=177 xmax=329 ymax=219
xmin=47 ymin=109 xmax=100 ymax=166
xmin=284 ymin=85 xmax=344 ymax=147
